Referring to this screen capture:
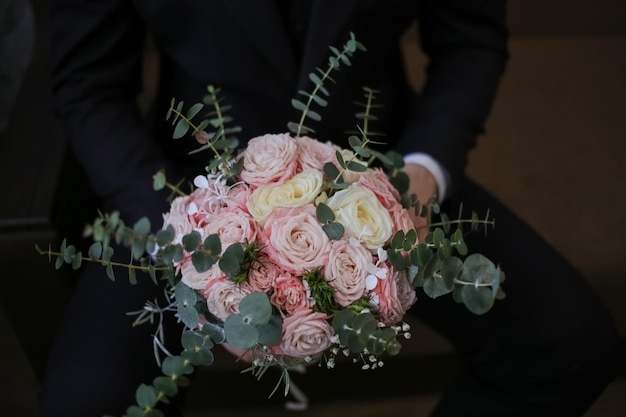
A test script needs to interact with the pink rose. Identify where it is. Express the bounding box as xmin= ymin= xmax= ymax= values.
xmin=223 ymin=182 xmax=252 ymax=211
xmin=357 ymin=167 xmax=401 ymax=210
xmin=295 ymin=136 xmax=336 ymax=172
xmin=161 ymin=195 xmax=194 ymax=243
xmin=270 ymin=272 xmax=310 ymax=315
xmin=371 ymin=262 xmax=414 ymax=325
xmin=324 ymin=238 xmax=373 ymax=307
xmin=186 ymin=187 xmax=222 ymax=229
xmin=247 ymin=255 xmax=282 ymax=293
xmin=202 ymin=207 xmax=258 ymax=250
xmin=179 ymin=258 xmax=225 ymax=290
xmin=395 ymin=269 xmax=417 ymax=313
xmin=261 ymin=205 xmax=330 ymax=274
xmin=202 ymin=277 xmax=253 ymax=321
xmin=275 ymin=309 xmax=334 ymax=359
xmin=239 ymin=133 xmax=299 ymax=187
xmin=390 ymin=205 xmax=416 ymax=236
